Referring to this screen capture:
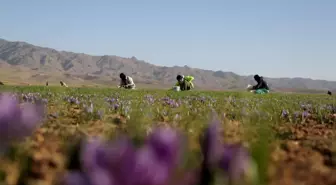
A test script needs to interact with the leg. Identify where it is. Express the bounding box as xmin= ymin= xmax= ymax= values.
xmin=185 ymin=81 xmax=192 ymax=90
